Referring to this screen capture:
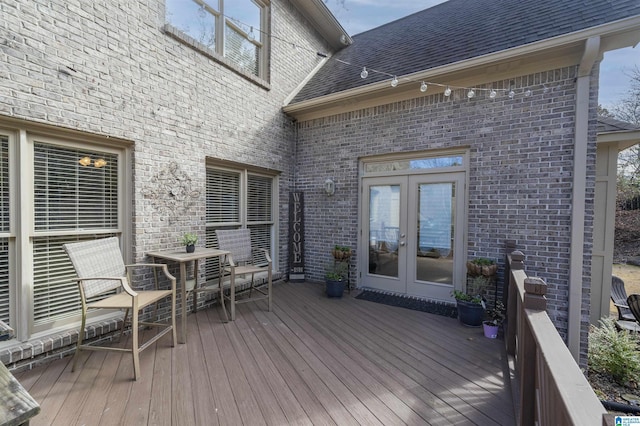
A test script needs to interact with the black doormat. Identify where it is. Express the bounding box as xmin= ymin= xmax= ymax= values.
xmin=355 ymin=289 xmax=458 ymax=318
